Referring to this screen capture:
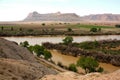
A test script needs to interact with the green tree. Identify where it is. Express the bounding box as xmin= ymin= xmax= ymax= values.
xmin=63 ymin=36 xmax=73 ymax=45
xmin=27 ymin=45 xmax=34 ymax=53
xmin=33 ymin=45 xmax=45 ymax=57
xmin=43 ymin=50 xmax=52 ymax=60
xmin=20 ymin=41 xmax=29 ymax=48
xmin=68 ymin=63 xmax=78 ymax=72
xmin=90 ymin=28 xmax=97 ymax=32
xmin=77 ymin=56 xmax=103 ymax=73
